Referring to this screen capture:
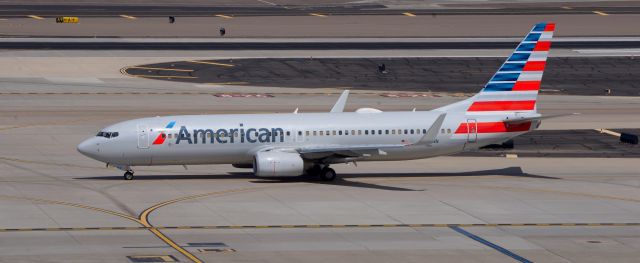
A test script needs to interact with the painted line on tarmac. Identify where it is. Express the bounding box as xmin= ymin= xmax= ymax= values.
xmin=2 ymin=223 xmax=638 ymax=232
xmin=127 ymin=66 xmax=194 ymax=72
xmin=450 ymin=225 xmax=532 ymax=263
xmin=186 ymin=60 xmax=234 ymax=67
